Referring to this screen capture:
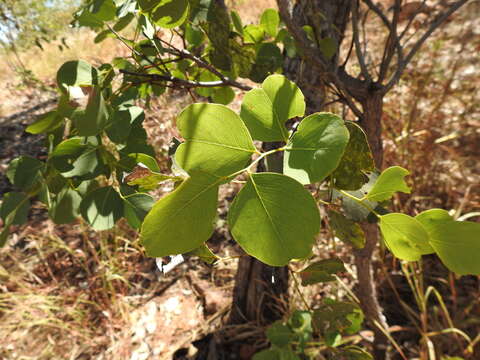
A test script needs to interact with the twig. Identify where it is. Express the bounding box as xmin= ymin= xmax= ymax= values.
xmin=352 ymin=0 xmax=372 ymax=83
